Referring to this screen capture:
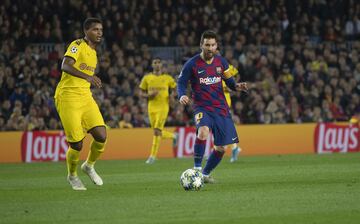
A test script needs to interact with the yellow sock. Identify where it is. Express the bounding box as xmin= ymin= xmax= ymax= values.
xmin=150 ymin=135 xmax=161 ymax=157
xmin=86 ymin=140 xmax=106 ymax=166
xmin=66 ymin=147 xmax=80 ymax=176
xmin=161 ymin=130 xmax=174 ymax=139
